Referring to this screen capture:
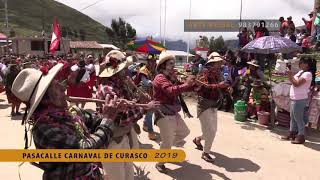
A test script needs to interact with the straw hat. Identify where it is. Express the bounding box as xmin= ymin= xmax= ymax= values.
xmin=99 ymin=50 xmax=130 ymax=78
xmin=11 ymin=63 xmax=64 ymax=123
xmin=247 ymin=59 xmax=260 ymax=67
xmin=206 ymin=52 xmax=224 ymax=65
xmin=156 ymin=51 xmax=175 ymax=71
